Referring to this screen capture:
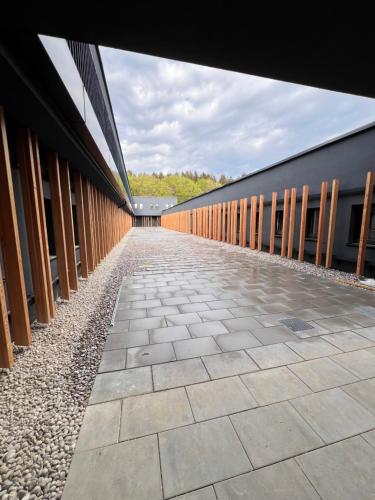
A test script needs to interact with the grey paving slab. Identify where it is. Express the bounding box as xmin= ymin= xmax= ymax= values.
xmin=187 ymin=376 xmax=257 ymax=421
xmin=223 ymin=316 xmax=262 ymax=332
xmin=202 ymin=351 xmax=259 ymax=378
xmin=208 ymin=299 xmax=238 ymax=310
xmin=291 ymin=388 xmax=375 ymax=444
xmin=89 ymin=367 xmax=153 ymax=404
xmin=296 ymin=436 xmax=375 ymax=500
xmin=215 ymin=459 xmax=320 ymax=500
xmin=189 ymin=294 xmax=217 ymax=303
xmin=179 ymin=302 xmax=211 ymax=313
xmin=214 ymin=331 xmax=262 ymax=352
xmin=173 ymin=486 xmax=217 ymax=500
xmin=362 ymin=429 xmax=375 ymax=448
xmin=251 ymin=325 xmax=299 ymax=345
xmin=347 ymin=312 xmax=375 ymax=327
xmin=120 ymin=388 xmax=194 ymax=440
xmin=286 ymin=337 xmax=342 ymax=360
xmin=241 ymin=366 xmax=311 ymax=406
xmin=115 ymin=308 xmax=147 ymax=320
xmin=153 ymin=358 xmax=210 ymax=391
xmin=229 ymin=305 xmax=262 ymax=317
xmin=247 ymin=343 xmax=303 ymax=369
xmin=343 ymin=378 xmax=375 ymax=414
xmin=104 ymin=331 xmax=149 ymax=350
xmin=174 ymin=337 xmax=222 ymax=360
xmin=129 ymin=316 xmax=167 ymax=331
xmin=98 ymin=349 xmax=126 ymax=373
xmin=159 ymin=417 xmax=252 ymax=498
xmin=314 ymin=316 xmax=363 ymax=332
xmin=150 ymin=325 xmax=191 ymax=343
xmin=148 ymin=305 xmax=180 ymax=317
xmin=131 ymin=298 xmax=162 ymax=309
xmin=322 ymin=331 xmax=375 ymax=352
xmin=166 ymin=312 xmax=203 ymax=326
xmin=332 ymin=349 xmax=375 ymax=379
xmin=62 ymin=435 xmax=162 ymax=500
xmin=230 ymin=401 xmax=323 ymax=468
xmin=76 ymin=401 xmax=121 ymax=452
xmin=198 ymin=308 xmax=234 ymax=322
xmin=162 ymin=296 xmax=192 ymax=306
xmin=189 ymin=320 xmax=229 ymax=338
xmin=353 ymin=326 xmax=375 ymax=341
xmin=288 ymin=357 xmax=358 ymax=391
xmin=127 ymin=342 xmax=176 ymax=368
